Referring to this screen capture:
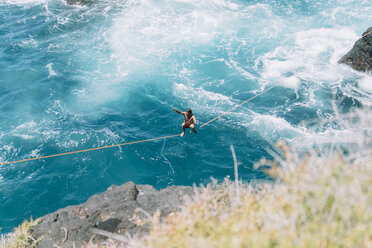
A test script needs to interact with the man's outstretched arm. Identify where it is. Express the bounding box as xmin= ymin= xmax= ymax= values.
xmin=173 ymin=108 xmax=184 ymax=115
